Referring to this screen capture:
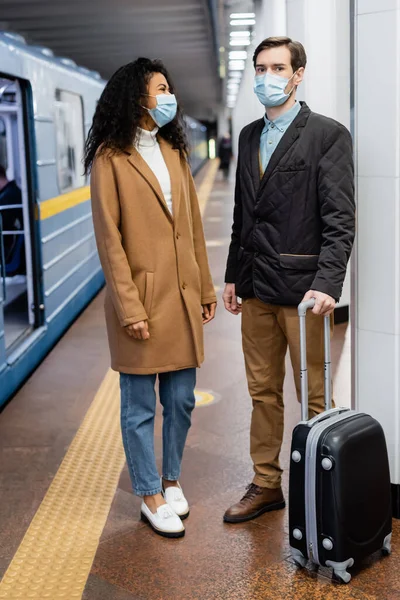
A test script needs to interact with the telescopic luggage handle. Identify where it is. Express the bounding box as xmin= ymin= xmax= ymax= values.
xmin=298 ymin=299 xmax=332 ymax=421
